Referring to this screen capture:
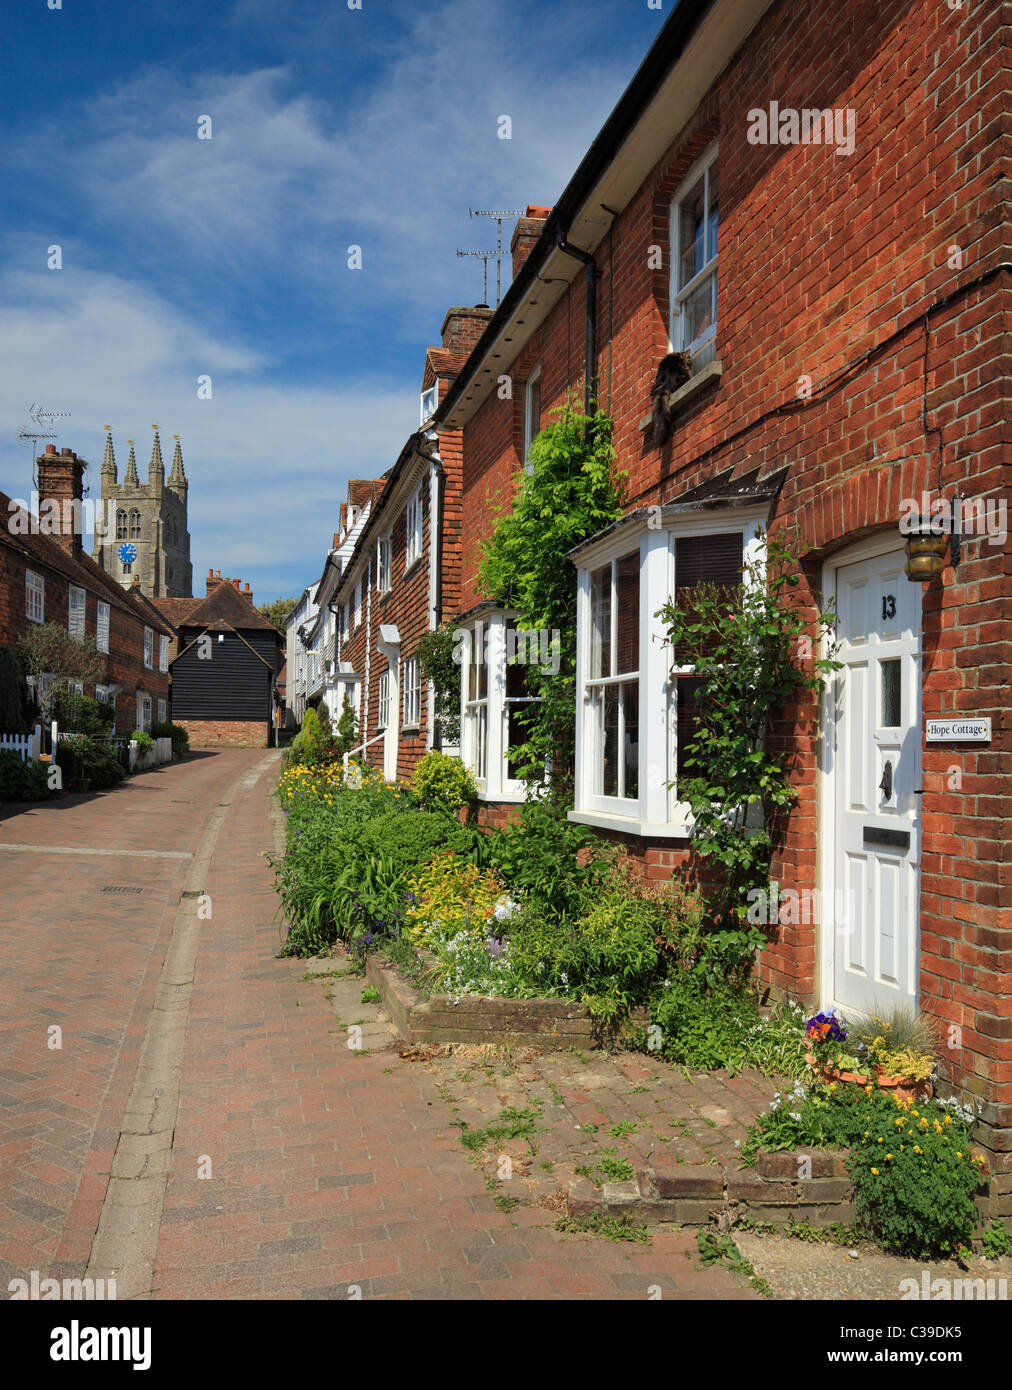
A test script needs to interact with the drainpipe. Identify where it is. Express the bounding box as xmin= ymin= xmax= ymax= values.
xmin=555 ymin=226 xmax=598 ymax=414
